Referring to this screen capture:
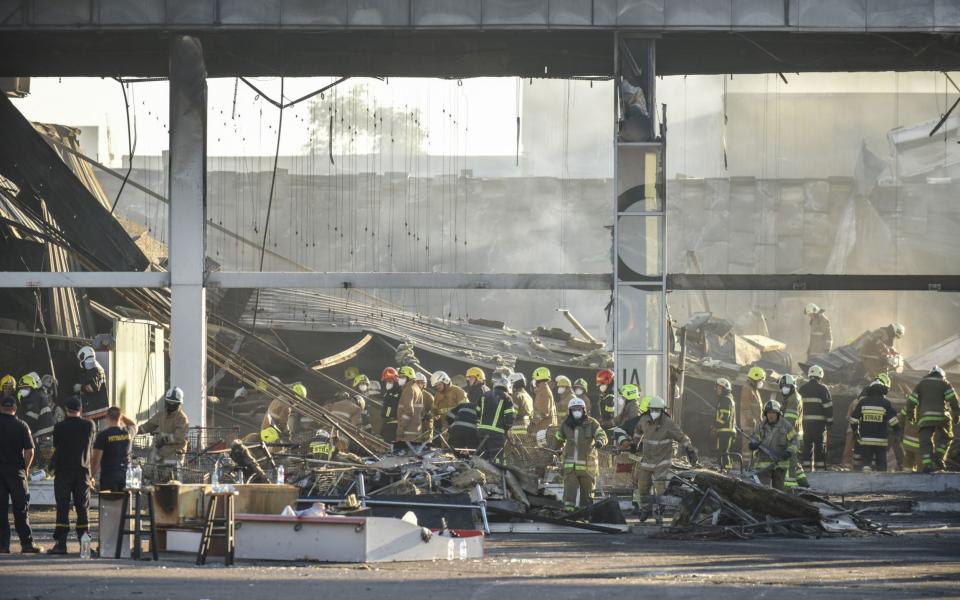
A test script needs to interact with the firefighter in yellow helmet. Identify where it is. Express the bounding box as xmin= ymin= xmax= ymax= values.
xmin=465 ymin=367 xmax=488 ymax=405
xmin=555 ymin=397 xmax=606 ymax=511
xmin=0 ymin=374 xmax=16 ymax=405
xmin=618 ymin=384 xmax=642 ymax=427
xmin=553 ymin=375 xmax=574 ymax=420
xmin=740 ymin=367 xmax=766 ymax=456
xmin=395 ymin=365 xmax=424 ymax=448
xmin=713 ymin=378 xmax=737 ymax=470
xmin=530 ymin=367 xmax=556 ymax=436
